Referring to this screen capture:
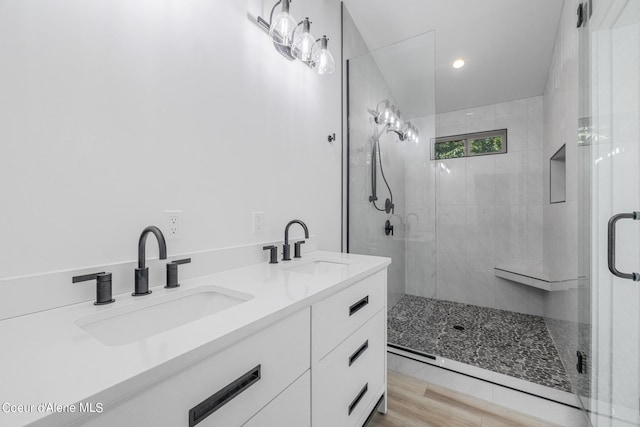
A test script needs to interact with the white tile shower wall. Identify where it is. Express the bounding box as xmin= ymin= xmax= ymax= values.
xmin=0 ymin=1 xmax=341 ymax=301
xmin=347 ymin=51 xmax=406 ymax=308
xmin=404 ymin=114 xmax=437 ymax=299
xmin=542 ymin=0 xmax=580 ymax=324
xmin=427 ymin=97 xmax=546 ymax=315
